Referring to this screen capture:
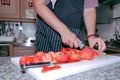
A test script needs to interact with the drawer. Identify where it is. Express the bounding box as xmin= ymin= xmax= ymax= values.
xmin=13 ymin=46 xmax=35 ymax=56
